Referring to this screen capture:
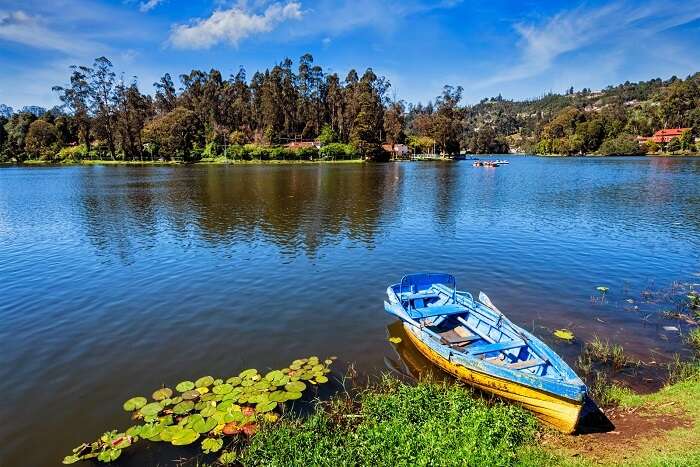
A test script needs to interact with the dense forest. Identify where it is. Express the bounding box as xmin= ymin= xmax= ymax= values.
xmin=1 ymin=54 xmax=699 ymax=163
